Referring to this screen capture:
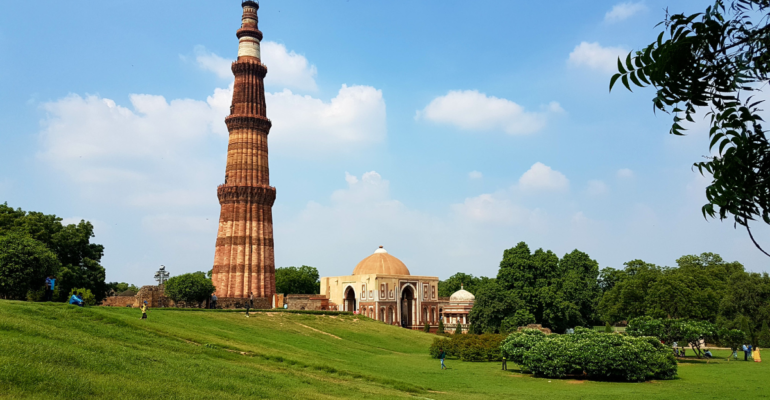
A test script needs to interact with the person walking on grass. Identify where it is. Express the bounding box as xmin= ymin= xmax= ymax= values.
xmin=743 ymin=344 xmax=749 ymax=361
xmin=439 ymin=348 xmax=447 ymax=370
xmin=211 ymin=293 xmax=218 ymax=309
xmin=748 ymin=344 xmax=753 ymax=360
xmin=249 ymin=292 xmax=254 ymax=309
xmin=754 ymin=347 xmax=762 ymax=362
xmin=141 ymin=301 xmax=148 ymax=320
